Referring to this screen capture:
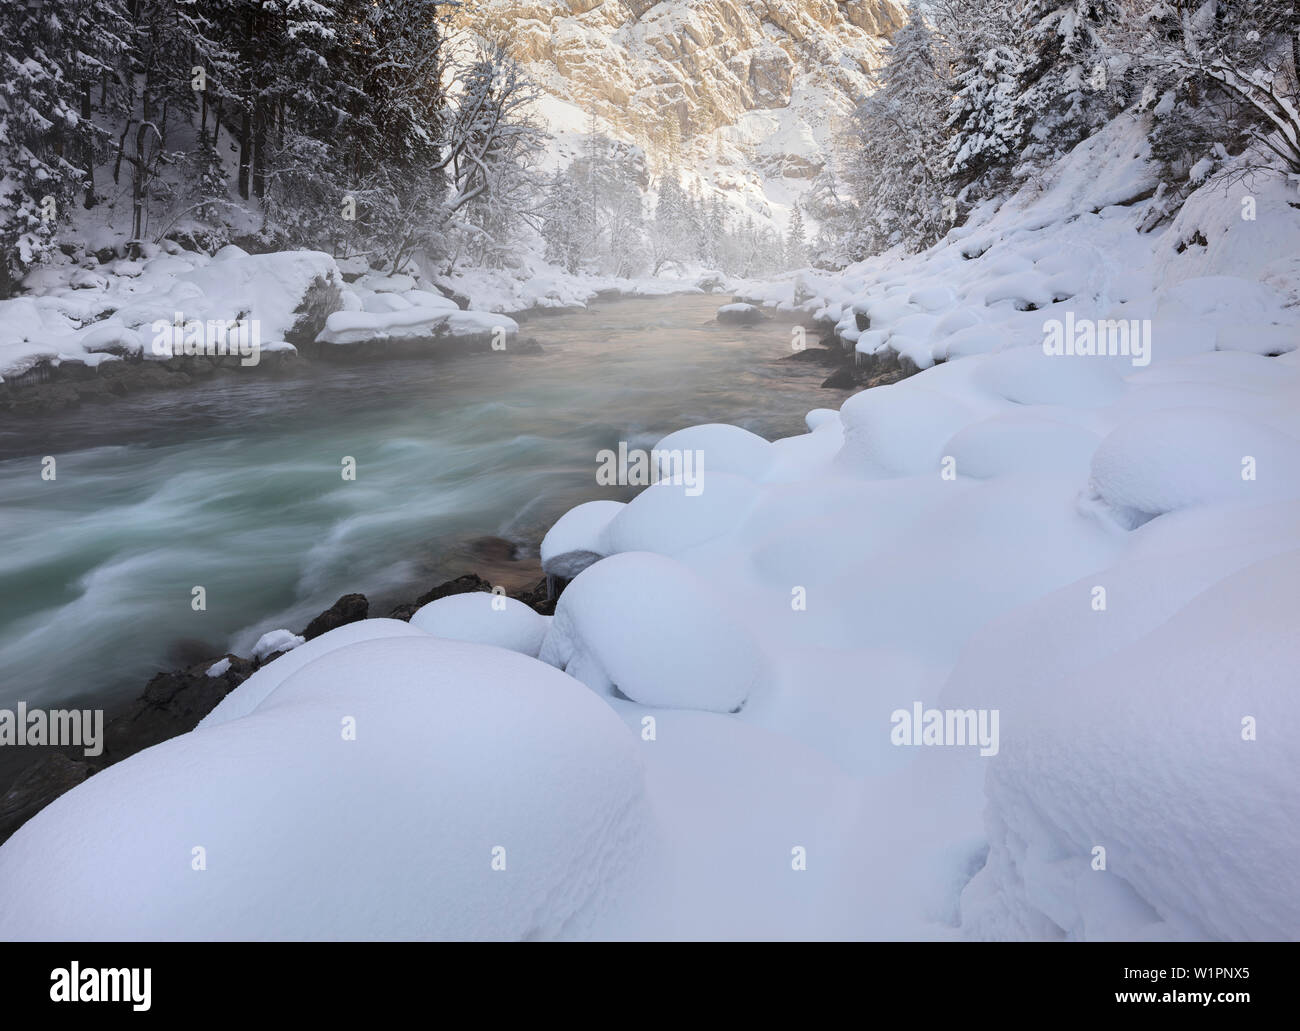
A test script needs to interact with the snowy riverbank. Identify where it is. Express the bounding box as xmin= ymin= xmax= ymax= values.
xmin=0 ymin=240 xmax=729 ymax=412
xmin=2 ymin=115 xmax=1298 ymax=941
